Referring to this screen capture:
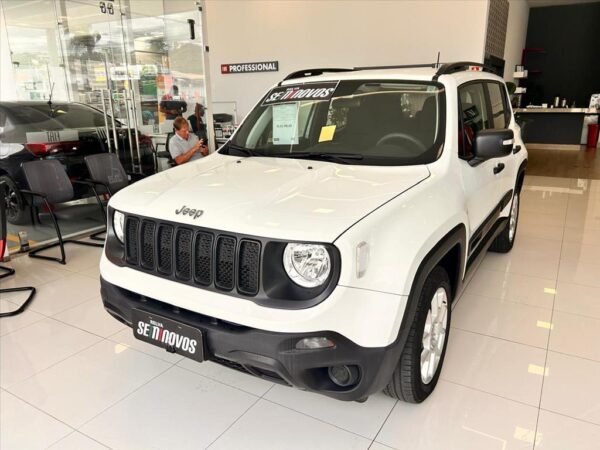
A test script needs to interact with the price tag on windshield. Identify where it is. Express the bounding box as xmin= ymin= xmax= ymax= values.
xmin=262 ymin=82 xmax=339 ymax=106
